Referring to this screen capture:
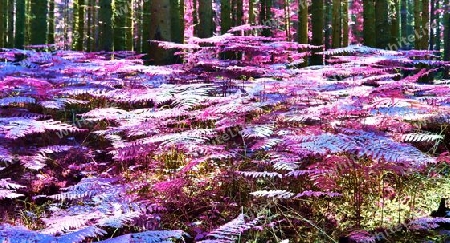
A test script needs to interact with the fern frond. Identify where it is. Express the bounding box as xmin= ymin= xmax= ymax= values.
xmin=199 ymin=214 xmax=259 ymax=243
xmin=95 ymin=230 xmax=187 ymax=243
xmin=237 ymin=171 xmax=282 ymax=179
xmin=250 ymin=190 xmax=294 ymax=199
xmin=400 ymin=133 xmax=444 ymax=142
xmin=57 ymin=226 xmax=106 ymax=243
